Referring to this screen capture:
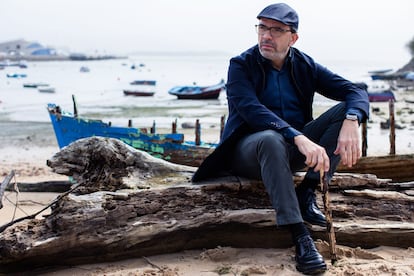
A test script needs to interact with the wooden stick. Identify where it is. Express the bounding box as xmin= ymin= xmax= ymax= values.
xmin=320 ymin=170 xmax=338 ymax=265
xmin=389 ymin=99 xmax=396 ymax=155
xmin=0 ymin=171 xmax=15 ymax=209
